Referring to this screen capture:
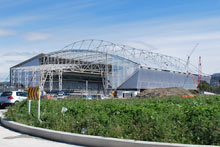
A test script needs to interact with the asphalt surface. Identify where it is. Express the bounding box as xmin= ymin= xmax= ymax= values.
xmin=0 ymin=108 xmax=81 ymax=147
